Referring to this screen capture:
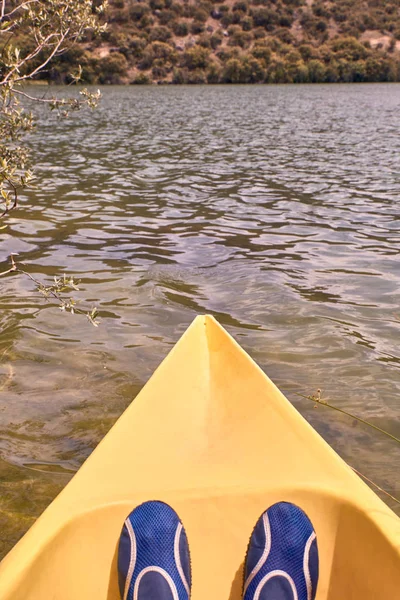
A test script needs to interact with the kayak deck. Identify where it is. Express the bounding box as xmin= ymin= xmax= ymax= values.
xmin=0 ymin=315 xmax=399 ymax=599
